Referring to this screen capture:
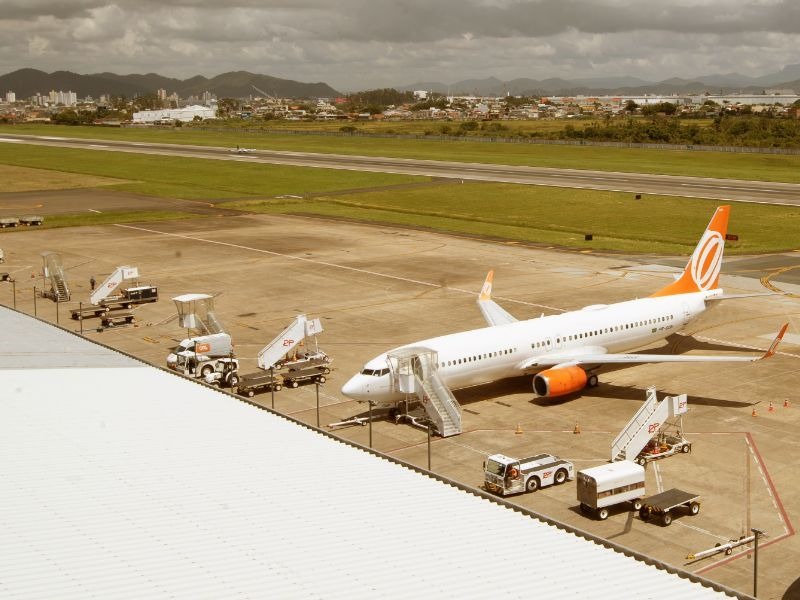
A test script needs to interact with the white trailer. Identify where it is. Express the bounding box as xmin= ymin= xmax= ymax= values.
xmin=484 ymin=453 xmax=574 ymax=496
xmin=577 ymin=461 xmax=645 ymax=520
